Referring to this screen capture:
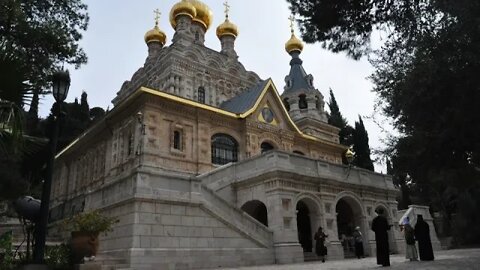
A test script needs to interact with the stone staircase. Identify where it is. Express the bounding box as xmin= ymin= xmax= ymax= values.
xmin=200 ymin=184 xmax=273 ymax=248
